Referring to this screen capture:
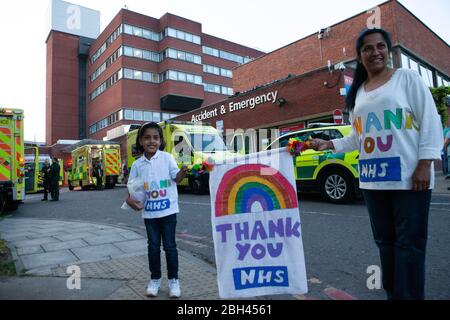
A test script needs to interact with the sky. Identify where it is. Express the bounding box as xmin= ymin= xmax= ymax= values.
xmin=0 ymin=0 xmax=449 ymax=143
